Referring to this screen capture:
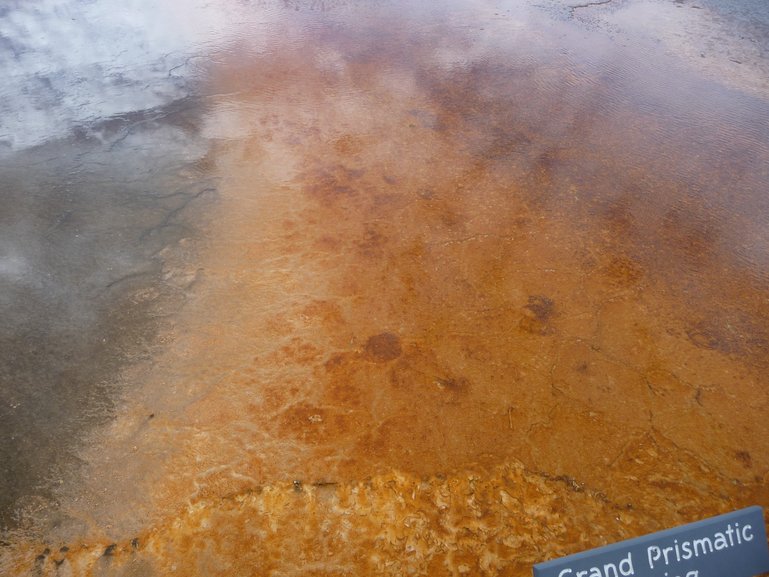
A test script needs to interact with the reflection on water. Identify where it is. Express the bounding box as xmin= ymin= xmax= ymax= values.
xmin=2 ymin=0 xmax=769 ymax=575
xmin=0 ymin=0 xmax=218 ymax=532
xmin=0 ymin=118 xmax=212 ymax=530
xmin=0 ymin=0 xmax=231 ymax=151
